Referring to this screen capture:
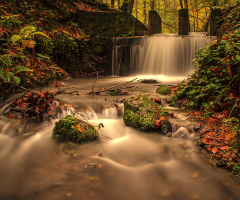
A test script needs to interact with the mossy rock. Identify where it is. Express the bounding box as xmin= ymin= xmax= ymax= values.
xmin=167 ymin=94 xmax=178 ymax=107
xmin=53 ymin=115 xmax=98 ymax=143
xmin=156 ymin=85 xmax=171 ymax=95
xmin=123 ymin=95 xmax=172 ymax=133
xmin=109 ymin=89 xmax=122 ymax=96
